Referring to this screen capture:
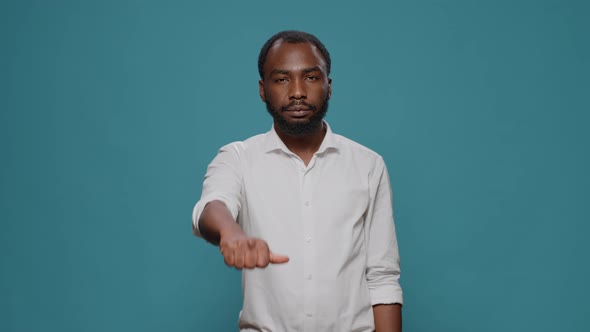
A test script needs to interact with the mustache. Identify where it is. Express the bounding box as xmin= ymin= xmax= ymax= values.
xmin=281 ymin=101 xmax=317 ymax=112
